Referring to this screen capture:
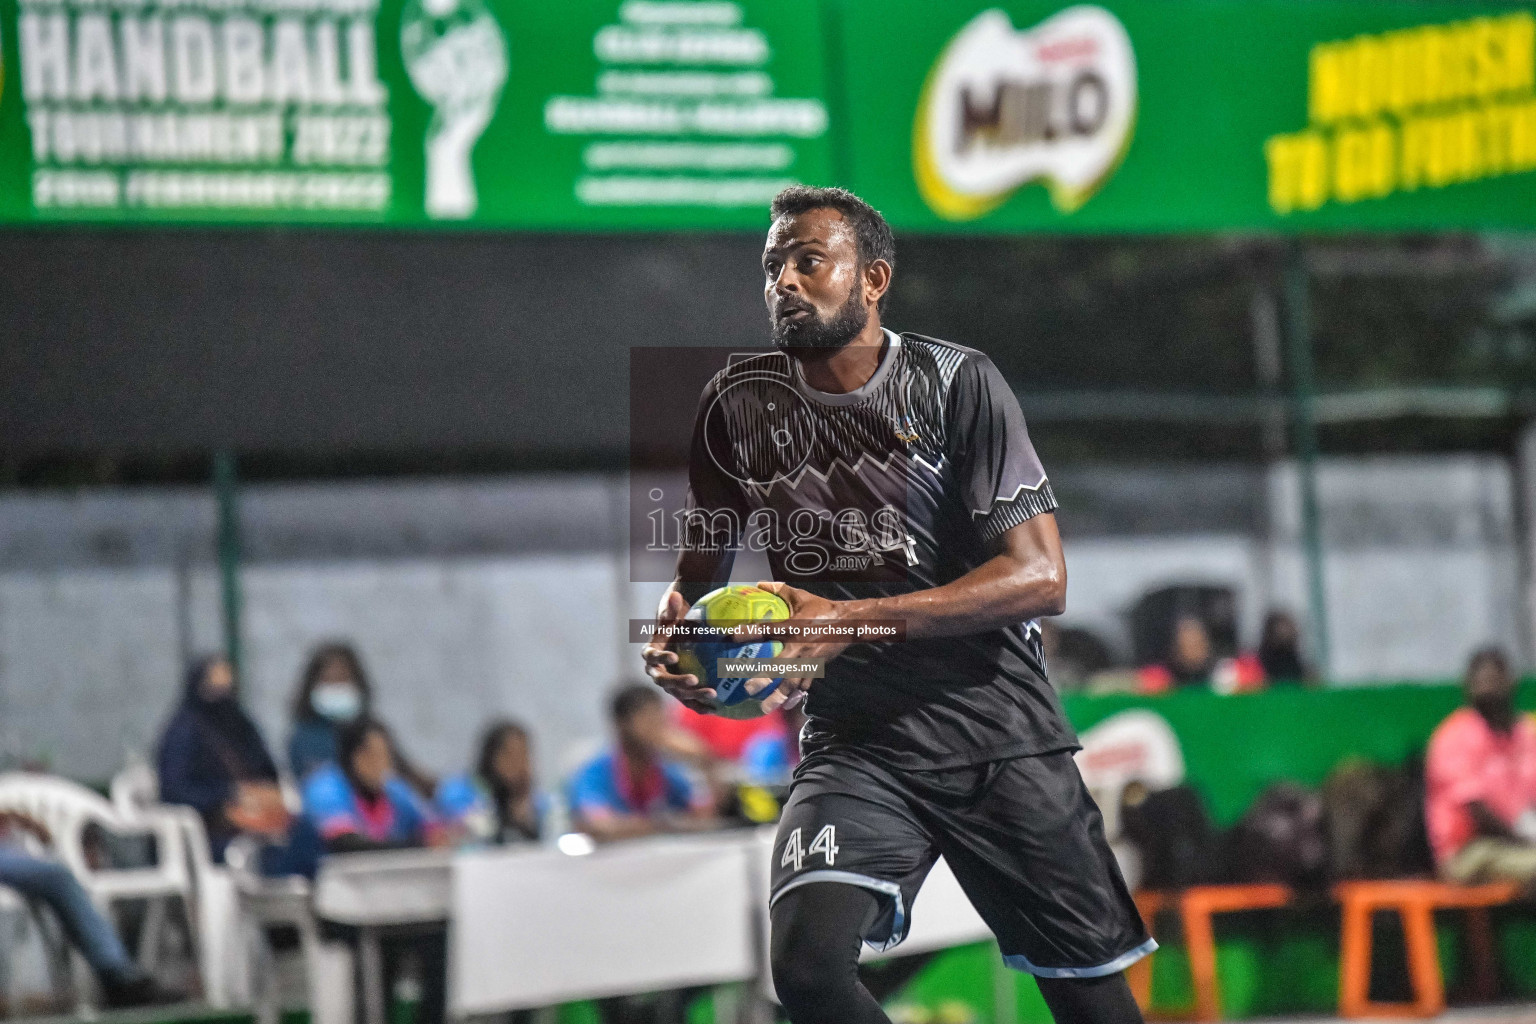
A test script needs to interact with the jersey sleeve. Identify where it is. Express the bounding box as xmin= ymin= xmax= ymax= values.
xmin=680 ymin=374 xmax=750 ymax=557
xmin=946 ymin=353 xmax=1058 ymax=541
